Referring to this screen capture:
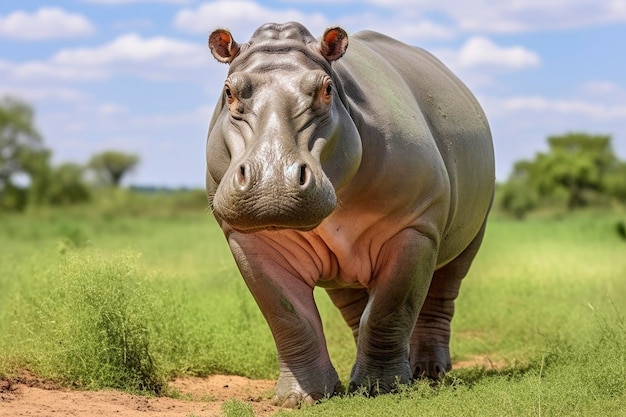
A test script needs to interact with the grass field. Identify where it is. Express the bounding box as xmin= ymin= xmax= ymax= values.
xmin=1 ymin=193 xmax=625 ymax=416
